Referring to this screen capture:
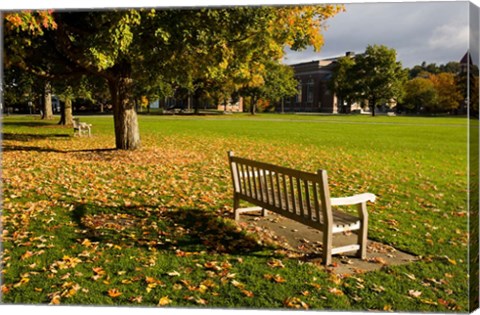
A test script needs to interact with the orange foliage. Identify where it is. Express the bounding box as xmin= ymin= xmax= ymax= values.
xmin=5 ymin=10 xmax=57 ymax=35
